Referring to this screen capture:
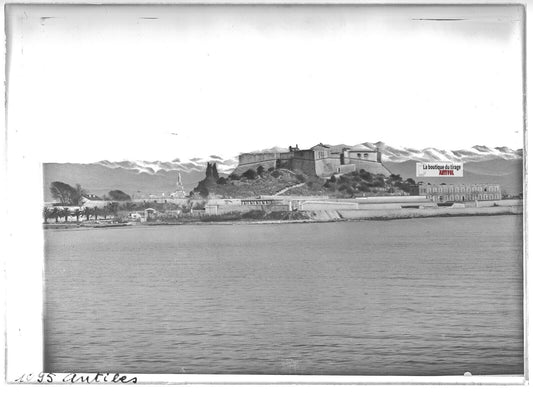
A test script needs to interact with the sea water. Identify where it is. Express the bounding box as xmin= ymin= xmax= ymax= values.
xmin=44 ymin=215 xmax=523 ymax=375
